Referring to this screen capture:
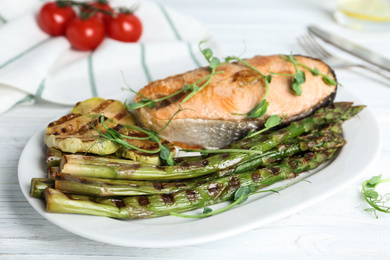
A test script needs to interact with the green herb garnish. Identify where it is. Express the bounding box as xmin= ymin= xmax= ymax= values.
xmin=280 ymin=55 xmax=338 ymax=87
xmin=202 ymin=207 xmax=213 ymax=214
xmin=362 ymin=174 xmax=390 ymax=218
xmin=181 ymin=41 xmax=224 ymax=103
xmin=279 ymin=54 xmax=306 ymax=96
xmin=245 ymin=115 xmax=283 ymax=139
xmin=86 ymin=107 xmax=184 ymax=165
xmin=228 ymin=56 xmax=272 ymax=119
xmin=159 ymin=145 xmax=175 ymax=166
xmin=87 ymin=114 xmax=163 ymax=153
